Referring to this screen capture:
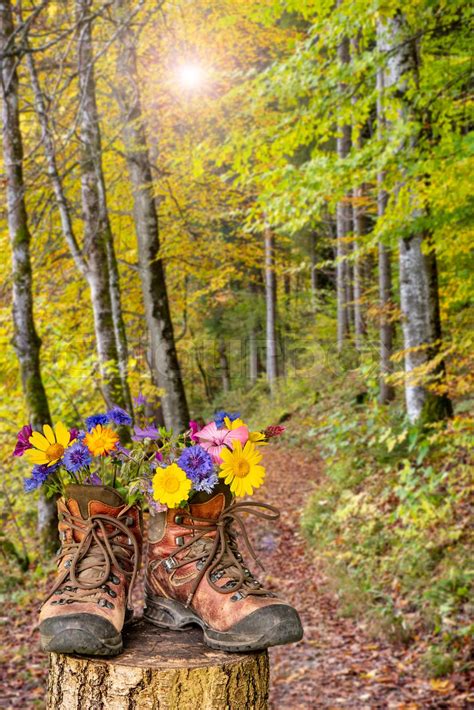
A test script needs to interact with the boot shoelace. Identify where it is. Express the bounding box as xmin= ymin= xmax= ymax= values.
xmin=44 ymin=508 xmax=140 ymax=610
xmin=162 ymin=500 xmax=280 ymax=607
